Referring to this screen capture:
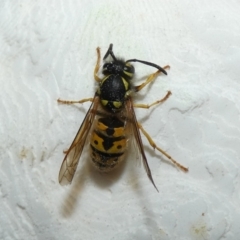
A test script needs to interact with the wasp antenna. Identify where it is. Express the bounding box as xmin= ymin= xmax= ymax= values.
xmin=103 ymin=43 xmax=117 ymax=61
xmin=126 ymin=59 xmax=167 ymax=75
